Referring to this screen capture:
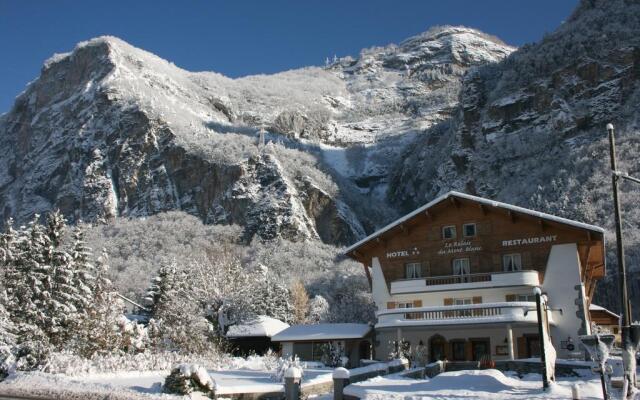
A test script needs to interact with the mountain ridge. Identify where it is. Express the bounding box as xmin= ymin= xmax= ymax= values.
xmin=0 ymin=25 xmax=513 ymax=247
